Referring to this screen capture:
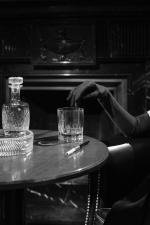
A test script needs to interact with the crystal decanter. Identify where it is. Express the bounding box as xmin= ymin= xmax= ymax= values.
xmin=2 ymin=77 xmax=30 ymax=137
